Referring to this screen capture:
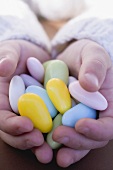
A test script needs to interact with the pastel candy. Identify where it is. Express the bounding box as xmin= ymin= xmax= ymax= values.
xmin=27 ymin=57 xmax=44 ymax=83
xmin=44 ymin=60 xmax=69 ymax=87
xmin=46 ymin=78 xmax=71 ymax=114
xmin=26 ymin=85 xmax=57 ymax=118
xmin=18 ymin=93 xmax=53 ymax=133
xmin=20 ymin=74 xmax=43 ymax=88
xmin=62 ymin=103 xmax=97 ymax=127
xmin=68 ymin=76 xmax=77 ymax=86
xmin=47 ymin=114 xmax=62 ymax=149
xmin=43 ymin=60 xmax=54 ymax=71
xmin=69 ymin=81 xmax=108 ymax=111
xmin=9 ymin=75 xmax=25 ymax=113
xmin=71 ymin=98 xmax=77 ymax=107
